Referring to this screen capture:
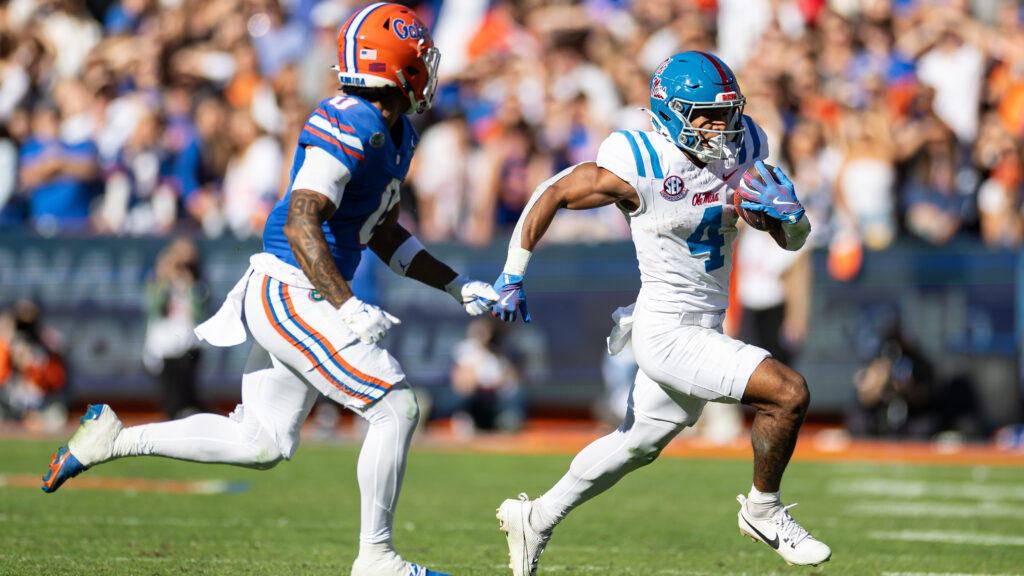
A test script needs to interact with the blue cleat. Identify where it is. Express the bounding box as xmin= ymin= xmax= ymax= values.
xmin=41 ymin=445 xmax=87 ymax=493
xmin=409 ymin=565 xmax=450 ymax=576
xmin=41 ymin=404 xmax=123 ymax=493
